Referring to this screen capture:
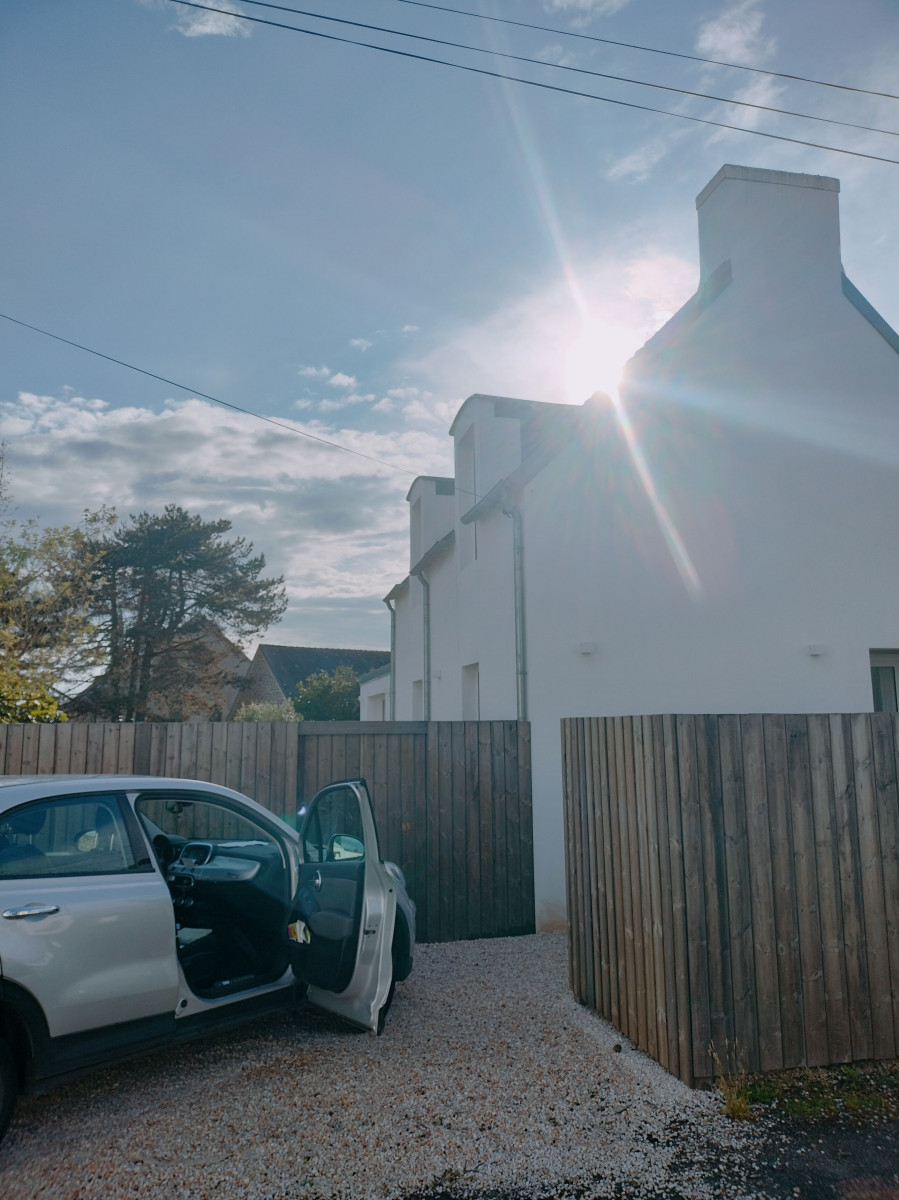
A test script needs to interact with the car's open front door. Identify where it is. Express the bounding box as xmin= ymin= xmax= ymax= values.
xmin=288 ymin=780 xmax=394 ymax=1032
